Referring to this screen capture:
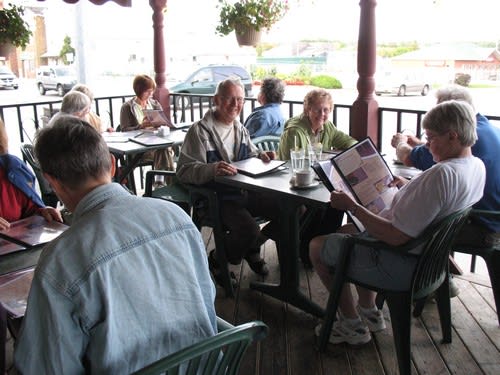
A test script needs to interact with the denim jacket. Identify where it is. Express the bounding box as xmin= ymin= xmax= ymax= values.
xmin=15 ymin=183 xmax=217 ymax=374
